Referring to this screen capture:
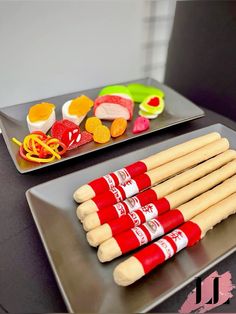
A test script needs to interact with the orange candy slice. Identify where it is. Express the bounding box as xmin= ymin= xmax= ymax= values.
xmin=28 ymin=102 xmax=55 ymax=122
xmin=69 ymin=95 xmax=93 ymax=117
xmin=93 ymin=125 xmax=111 ymax=144
xmin=110 ymin=118 xmax=127 ymax=138
xmin=85 ymin=117 xmax=102 ymax=134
